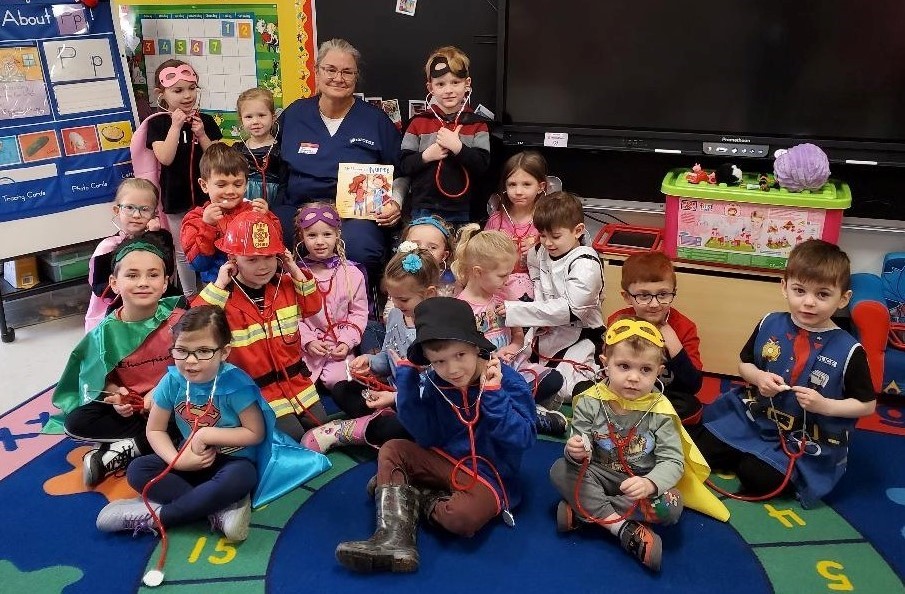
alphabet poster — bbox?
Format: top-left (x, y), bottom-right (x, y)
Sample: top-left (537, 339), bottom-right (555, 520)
top-left (115, 0), bottom-right (316, 140)
top-left (0, 0), bottom-right (138, 223)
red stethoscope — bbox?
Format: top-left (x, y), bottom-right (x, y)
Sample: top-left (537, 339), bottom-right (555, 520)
top-left (427, 95), bottom-right (471, 199)
top-left (230, 268), bottom-right (322, 427)
top-left (570, 387), bottom-right (663, 526)
top-left (424, 367), bottom-right (516, 527)
top-left (158, 96), bottom-right (203, 208)
top-left (241, 139), bottom-right (275, 203)
top-left (704, 387), bottom-right (809, 501)
top-left (300, 257), bottom-right (364, 352)
top-left (141, 370), bottom-right (220, 587)
top-left (491, 201), bottom-right (538, 273)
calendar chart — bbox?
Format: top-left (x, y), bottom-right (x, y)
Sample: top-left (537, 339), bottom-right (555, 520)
top-left (119, 5), bottom-right (283, 139)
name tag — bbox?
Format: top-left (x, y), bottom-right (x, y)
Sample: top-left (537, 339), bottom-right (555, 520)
top-left (298, 142), bottom-right (319, 154)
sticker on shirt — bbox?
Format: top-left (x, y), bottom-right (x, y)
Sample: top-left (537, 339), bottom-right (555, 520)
top-left (298, 142), bottom-right (319, 154)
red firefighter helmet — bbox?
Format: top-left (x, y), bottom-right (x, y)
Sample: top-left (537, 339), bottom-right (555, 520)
top-left (215, 211), bottom-right (285, 256)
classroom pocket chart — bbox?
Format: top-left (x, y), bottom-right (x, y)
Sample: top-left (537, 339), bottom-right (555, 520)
top-left (118, 4), bottom-right (283, 141)
top-left (0, 1), bottom-right (138, 223)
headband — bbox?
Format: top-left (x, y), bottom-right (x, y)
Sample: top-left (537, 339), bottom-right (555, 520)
top-left (428, 56), bottom-right (467, 79)
top-left (113, 240), bottom-right (166, 265)
top-left (158, 64), bottom-right (197, 88)
top-left (297, 205), bottom-right (341, 229)
top-left (409, 216), bottom-right (450, 239)
top-left (605, 319), bottom-right (665, 348)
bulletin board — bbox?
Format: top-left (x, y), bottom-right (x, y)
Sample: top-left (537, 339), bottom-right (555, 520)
top-left (115, 0), bottom-right (316, 140)
top-left (0, 0), bottom-right (138, 224)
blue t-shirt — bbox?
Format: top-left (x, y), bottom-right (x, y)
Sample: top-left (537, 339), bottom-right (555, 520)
top-left (153, 363), bottom-right (259, 461)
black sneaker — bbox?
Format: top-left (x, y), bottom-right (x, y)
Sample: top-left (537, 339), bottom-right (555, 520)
top-left (82, 439), bottom-right (138, 487)
top-left (535, 405), bottom-right (568, 436)
top-left (618, 520), bottom-right (662, 571)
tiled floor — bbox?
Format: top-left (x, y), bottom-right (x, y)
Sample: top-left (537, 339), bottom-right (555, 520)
top-left (0, 315), bottom-right (84, 413)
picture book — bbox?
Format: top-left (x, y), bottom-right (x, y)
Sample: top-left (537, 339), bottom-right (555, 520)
top-left (335, 163), bottom-right (394, 220)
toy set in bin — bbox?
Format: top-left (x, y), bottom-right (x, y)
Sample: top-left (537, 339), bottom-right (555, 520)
top-left (661, 169), bottom-right (850, 270)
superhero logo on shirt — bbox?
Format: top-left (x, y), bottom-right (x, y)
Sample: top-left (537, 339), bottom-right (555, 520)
top-left (175, 400), bottom-right (222, 428)
top-left (761, 337), bottom-right (781, 362)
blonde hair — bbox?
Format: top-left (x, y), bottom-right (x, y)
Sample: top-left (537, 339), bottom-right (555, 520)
top-left (384, 248), bottom-right (440, 292)
top-left (451, 225), bottom-right (517, 285)
top-left (293, 202), bottom-right (355, 302)
top-left (401, 215), bottom-right (455, 261)
top-left (236, 87), bottom-right (275, 115)
top-left (424, 45), bottom-right (470, 80)
top-left (115, 177), bottom-right (159, 209)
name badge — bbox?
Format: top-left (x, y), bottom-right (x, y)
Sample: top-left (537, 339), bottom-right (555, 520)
top-left (298, 142), bottom-right (319, 154)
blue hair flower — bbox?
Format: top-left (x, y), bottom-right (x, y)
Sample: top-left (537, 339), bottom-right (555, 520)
top-left (402, 253), bottom-right (423, 273)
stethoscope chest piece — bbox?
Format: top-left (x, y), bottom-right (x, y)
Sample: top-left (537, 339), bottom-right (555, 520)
top-left (502, 509), bottom-right (516, 528)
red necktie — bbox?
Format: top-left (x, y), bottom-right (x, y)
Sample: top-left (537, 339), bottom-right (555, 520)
top-left (789, 328), bottom-right (810, 386)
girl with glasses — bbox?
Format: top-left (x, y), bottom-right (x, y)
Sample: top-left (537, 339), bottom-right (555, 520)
top-left (85, 178), bottom-right (178, 332)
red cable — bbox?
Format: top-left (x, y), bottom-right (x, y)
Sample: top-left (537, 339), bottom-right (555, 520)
top-left (704, 430), bottom-right (805, 501)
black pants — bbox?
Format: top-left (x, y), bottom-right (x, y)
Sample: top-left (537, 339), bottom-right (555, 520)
top-left (330, 380), bottom-right (412, 445)
top-left (688, 424), bottom-right (788, 496)
top-left (275, 400), bottom-right (328, 442)
top-left (64, 400), bottom-right (180, 454)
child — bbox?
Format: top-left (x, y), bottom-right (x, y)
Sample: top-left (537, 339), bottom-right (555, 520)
top-left (692, 240), bottom-right (876, 507)
top-left (85, 178), bottom-right (176, 332)
top-left (181, 143), bottom-right (277, 283)
top-left (300, 247), bottom-right (438, 452)
top-left (147, 59), bottom-right (223, 296)
top-left (194, 210), bottom-right (325, 442)
top-left (550, 318), bottom-right (728, 572)
top-left (399, 46), bottom-right (490, 225)
top-left (46, 234), bottom-right (186, 487)
top-left (608, 251), bottom-right (704, 423)
top-left (234, 87), bottom-right (286, 205)
top-left (454, 225), bottom-right (567, 434)
top-left (95, 305), bottom-right (331, 543)
top-left (335, 297), bottom-right (536, 573)
top-left (485, 150), bottom-right (548, 301)
top-left (400, 214), bottom-right (456, 295)
top-left (296, 203), bottom-right (368, 390)
top-left (500, 191), bottom-right (605, 401)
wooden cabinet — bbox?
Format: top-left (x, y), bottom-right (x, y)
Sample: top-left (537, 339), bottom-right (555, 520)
top-left (600, 256), bottom-right (788, 376)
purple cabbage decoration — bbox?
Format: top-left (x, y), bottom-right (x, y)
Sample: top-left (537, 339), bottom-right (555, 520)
top-left (773, 143), bottom-right (831, 192)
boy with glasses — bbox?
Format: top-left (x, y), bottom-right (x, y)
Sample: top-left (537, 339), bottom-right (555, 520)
top-left (608, 251), bottom-right (704, 424)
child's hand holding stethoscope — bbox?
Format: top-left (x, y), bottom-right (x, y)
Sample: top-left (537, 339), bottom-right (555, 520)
top-left (214, 260), bottom-right (237, 290)
top-left (482, 355), bottom-right (502, 386)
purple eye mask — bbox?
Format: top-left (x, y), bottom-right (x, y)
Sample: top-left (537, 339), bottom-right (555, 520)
top-left (297, 205), bottom-right (341, 229)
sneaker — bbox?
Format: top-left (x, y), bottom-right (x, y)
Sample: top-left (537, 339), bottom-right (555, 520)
top-left (82, 438), bottom-right (139, 488)
top-left (96, 497), bottom-right (160, 536)
top-left (535, 405), bottom-right (568, 436)
top-left (209, 495), bottom-right (252, 542)
top-left (618, 520), bottom-right (662, 571)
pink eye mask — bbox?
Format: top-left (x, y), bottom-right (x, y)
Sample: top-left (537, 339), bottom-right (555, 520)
top-left (158, 65), bottom-right (197, 88)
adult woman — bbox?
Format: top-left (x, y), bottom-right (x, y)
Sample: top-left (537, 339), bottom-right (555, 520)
top-left (277, 38), bottom-right (403, 296)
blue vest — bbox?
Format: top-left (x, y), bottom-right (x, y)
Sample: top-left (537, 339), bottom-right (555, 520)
top-left (704, 312), bottom-right (861, 507)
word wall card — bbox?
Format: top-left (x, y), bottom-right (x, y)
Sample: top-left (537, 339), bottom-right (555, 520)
top-left (0, 0), bottom-right (138, 223)
top-left (118, 4), bottom-right (282, 140)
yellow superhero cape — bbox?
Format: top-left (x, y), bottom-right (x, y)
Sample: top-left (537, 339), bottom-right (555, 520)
top-left (574, 382), bottom-right (730, 522)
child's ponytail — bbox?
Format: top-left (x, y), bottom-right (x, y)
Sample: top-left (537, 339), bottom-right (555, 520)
top-left (451, 225), bottom-right (516, 285)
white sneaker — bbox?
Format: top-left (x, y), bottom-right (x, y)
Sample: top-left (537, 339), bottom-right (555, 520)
top-left (209, 495), bottom-right (252, 542)
top-left (96, 497), bottom-right (160, 535)
top-left (82, 438), bottom-right (139, 488)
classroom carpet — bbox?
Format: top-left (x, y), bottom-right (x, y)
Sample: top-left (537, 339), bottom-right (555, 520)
top-left (1, 378), bottom-right (904, 594)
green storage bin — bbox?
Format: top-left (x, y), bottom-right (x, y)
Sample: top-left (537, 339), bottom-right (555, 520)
top-left (39, 244), bottom-right (95, 282)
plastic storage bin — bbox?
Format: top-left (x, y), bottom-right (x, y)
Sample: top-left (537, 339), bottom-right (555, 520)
top-left (662, 169), bottom-right (851, 270)
top-left (2, 283), bottom-right (91, 328)
top-left (39, 244), bottom-right (95, 282)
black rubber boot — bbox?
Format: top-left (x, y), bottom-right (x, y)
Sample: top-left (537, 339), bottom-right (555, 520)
top-left (336, 484), bottom-right (420, 573)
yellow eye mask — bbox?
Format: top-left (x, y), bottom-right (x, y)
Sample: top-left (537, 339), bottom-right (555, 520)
top-left (605, 319), bottom-right (665, 348)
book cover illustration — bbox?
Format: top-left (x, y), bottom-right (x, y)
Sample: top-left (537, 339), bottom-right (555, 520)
top-left (336, 163), bottom-right (394, 220)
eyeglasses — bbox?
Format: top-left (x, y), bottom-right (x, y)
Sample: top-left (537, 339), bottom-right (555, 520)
top-left (118, 203), bottom-right (155, 218)
top-left (628, 291), bottom-right (676, 305)
top-left (319, 65), bottom-right (357, 81)
top-left (171, 346), bottom-right (222, 361)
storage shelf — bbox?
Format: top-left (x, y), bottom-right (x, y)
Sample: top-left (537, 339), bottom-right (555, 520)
top-left (1, 276), bottom-right (88, 301)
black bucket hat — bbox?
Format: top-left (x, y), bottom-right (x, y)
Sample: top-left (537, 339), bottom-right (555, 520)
top-left (407, 297), bottom-right (497, 365)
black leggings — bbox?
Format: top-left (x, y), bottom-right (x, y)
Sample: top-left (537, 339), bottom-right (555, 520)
top-left (275, 400), bottom-right (328, 442)
top-left (330, 380), bottom-right (412, 445)
top-left (689, 425), bottom-right (788, 496)
top-left (64, 401), bottom-right (180, 454)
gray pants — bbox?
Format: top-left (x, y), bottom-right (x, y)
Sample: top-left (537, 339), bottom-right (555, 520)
top-left (549, 457), bottom-right (683, 525)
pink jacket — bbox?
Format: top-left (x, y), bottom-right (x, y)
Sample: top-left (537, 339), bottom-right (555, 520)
top-left (298, 259), bottom-right (369, 388)
top-left (84, 234), bottom-right (127, 332)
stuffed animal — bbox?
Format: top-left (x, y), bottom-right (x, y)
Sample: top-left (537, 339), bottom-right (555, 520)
top-left (714, 163), bottom-right (743, 186)
top-left (773, 143), bottom-right (830, 192)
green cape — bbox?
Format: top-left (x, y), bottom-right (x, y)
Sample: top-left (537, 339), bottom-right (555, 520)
top-left (43, 296), bottom-right (185, 434)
